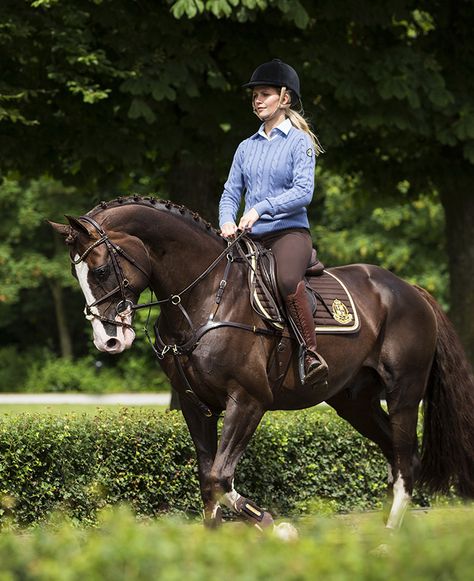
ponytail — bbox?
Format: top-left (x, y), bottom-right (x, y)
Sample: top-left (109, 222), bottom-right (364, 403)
top-left (287, 109), bottom-right (325, 156)
top-left (280, 88), bottom-right (324, 156)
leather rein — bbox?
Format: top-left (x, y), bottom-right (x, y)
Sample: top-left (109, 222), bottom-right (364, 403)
top-left (71, 217), bottom-right (280, 416)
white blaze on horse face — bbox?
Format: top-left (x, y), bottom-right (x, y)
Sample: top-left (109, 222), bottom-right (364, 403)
top-left (74, 256), bottom-right (135, 354)
top-left (386, 472), bottom-right (411, 529)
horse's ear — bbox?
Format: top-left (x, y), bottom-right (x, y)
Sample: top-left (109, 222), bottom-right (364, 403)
top-left (65, 215), bottom-right (92, 238)
top-left (47, 220), bottom-right (70, 238)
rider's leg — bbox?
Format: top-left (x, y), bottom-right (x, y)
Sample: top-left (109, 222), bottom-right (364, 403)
top-left (285, 280), bottom-right (328, 386)
top-left (259, 228), bottom-right (328, 388)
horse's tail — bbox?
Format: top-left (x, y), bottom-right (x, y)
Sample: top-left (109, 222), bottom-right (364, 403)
top-left (415, 285), bottom-right (474, 498)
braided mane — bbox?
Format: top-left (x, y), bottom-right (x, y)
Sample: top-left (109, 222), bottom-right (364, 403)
top-left (87, 195), bottom-right (221, 239)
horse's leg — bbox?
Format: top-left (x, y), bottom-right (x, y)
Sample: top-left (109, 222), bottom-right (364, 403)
top-left (328, 383), bottom-right (393, 460)
top-left (208, 392), bottom-right (274, 530)
top-left (384, 401), bottom-right (421, 530)
top-left (328, 384), bottom-right (396, 517)
top-left (329, 377), bottom-right (422, 529)
top-left (178, 393), bottom-right (220, 527)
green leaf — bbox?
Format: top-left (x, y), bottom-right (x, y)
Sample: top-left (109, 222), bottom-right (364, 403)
top-left (429, 87), bottom-right (454, 108)
top-left (128, 99), bottom-right (156, 123)
top-left (293, 4), bottom-right (309, 29)
top-left (120, 78), bottom-right (150, 96)
top-left (463, 141), bottom-right (474, 164)
top-left (170, 0), bottom-right (204, 19)
top-left (454, 114), bottom-right (474, 140)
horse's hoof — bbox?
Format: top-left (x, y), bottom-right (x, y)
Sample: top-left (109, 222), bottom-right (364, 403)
top-left (273, 522), bottom-right (299, 541)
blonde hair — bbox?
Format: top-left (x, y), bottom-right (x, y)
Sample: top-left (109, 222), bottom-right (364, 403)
top-left (279, 88), bottom-right (325, 156)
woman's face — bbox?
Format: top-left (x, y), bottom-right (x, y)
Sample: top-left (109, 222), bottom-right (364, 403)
top-left (252, 86), bottom-right (283, 120)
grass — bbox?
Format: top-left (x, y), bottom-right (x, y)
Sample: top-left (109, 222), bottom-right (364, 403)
top-left (0, 404), bottom-right (168, 416)
top-left (0, 402), bottom-right (332, 417)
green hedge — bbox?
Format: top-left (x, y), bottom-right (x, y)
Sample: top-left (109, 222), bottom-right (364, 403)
top-left (0, 506), bottom-right (473, 580)
top-left (0, 409), bottom-right (417, 526)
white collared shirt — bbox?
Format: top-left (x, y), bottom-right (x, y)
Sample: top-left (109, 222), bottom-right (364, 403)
top-left (257, 117), bottom-right (292, 141)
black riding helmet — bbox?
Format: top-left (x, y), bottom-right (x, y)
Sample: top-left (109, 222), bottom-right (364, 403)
top-left (242, 59), bottom-right (301, 107)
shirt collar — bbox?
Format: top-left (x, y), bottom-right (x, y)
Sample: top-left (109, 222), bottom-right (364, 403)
top-left (257, 117), bottom-right (292, 140)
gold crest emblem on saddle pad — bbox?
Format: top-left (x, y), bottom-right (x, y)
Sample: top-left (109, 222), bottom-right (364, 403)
top-left (331, 298), bottom-right (353, 325)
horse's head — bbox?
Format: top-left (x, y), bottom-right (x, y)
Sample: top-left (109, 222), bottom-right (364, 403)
top-left (49, 215), bottom-right (151, 354)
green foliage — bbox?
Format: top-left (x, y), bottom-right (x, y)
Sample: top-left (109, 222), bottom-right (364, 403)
top-left (0, 505), bottom-right (473, 580)
top-left (0, 347), bottom-right (42, 392)
top-left (0, 347), bottom-right (169, 393)
top-left (0, 176), bottom-right (89, 357)
top-left (2, 0), bottom-right (473, 193)
top-left (23, 355), bottom-right (121, 394)
top-left (312, 171), bottom-right (448, 306)
top-left (0, 409), bottom-right (392, 526)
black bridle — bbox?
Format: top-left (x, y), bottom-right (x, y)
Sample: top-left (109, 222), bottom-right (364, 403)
top-left (71, 215), bottom-right (152, 329)
top-left (71, 216), bottom-right (280, 417)
top-left (70, 215), bottom-right (249, 328)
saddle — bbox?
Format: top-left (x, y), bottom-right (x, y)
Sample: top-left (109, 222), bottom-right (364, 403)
top-left (242, 238), bottom-right (360, 335)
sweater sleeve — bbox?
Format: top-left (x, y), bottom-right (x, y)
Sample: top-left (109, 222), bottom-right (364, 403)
top-left (219, 141), bottom-right (245, 227)
top-left (253, 133), bottom-right (315, 217)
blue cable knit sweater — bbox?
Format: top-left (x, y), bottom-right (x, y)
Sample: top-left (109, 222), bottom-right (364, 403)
top-left (219, 120), bottom-right (316, 236)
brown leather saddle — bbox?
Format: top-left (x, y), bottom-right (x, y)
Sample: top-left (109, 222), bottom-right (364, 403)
top-left (241, 238), bottom-right (360, 335)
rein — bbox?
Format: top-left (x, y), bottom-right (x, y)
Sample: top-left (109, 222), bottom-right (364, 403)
top-left (131, 229), bottom-right (249, 311)
top-left (72, 218), bottom-right (281, 417)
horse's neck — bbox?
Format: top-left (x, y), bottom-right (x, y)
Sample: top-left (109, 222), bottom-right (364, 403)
top-left (108, 204), bottom-right (225, 303)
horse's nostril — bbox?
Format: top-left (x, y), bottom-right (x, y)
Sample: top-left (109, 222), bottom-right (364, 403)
top-left (106, 338), bottom-right (119, 349)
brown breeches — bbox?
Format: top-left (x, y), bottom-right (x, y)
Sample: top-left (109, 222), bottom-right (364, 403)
top-left (251, 228), bottom-right (313, 298)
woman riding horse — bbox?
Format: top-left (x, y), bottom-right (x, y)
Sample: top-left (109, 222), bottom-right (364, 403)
top-left (219, 59), bottom-right (327, 389)
top-left (48, 62), bottom-right (474, 532)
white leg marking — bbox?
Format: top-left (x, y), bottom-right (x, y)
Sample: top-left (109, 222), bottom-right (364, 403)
top-left (387, 463), bottom-right (394, 485)
top-left (210, 502), bottom-right (221, 519)
top-left (386, 472), bottom-right (411, 529)
top-left (221, 488), bottom-right (242, 512)
top-left (273, 522), bottom-right (299, 542)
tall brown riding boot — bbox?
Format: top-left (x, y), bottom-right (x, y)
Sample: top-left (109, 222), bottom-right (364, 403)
top-left (285, 281), bottom-right (328, 388)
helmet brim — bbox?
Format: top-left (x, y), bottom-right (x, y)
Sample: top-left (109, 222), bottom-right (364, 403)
top-left (242, 82), bottom-right (301, 107)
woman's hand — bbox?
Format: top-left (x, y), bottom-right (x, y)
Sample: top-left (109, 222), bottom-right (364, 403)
top-left (220, 222), bottom-right (238, 239)
top-left (238, 208), bottom-right (260, 231)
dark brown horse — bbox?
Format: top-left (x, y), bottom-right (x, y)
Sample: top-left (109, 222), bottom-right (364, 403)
top-left (50, 196), bottom-right (474, 532)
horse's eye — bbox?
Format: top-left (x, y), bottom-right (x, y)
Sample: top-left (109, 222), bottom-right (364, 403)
top-left (93, 265), bottom-right (110, 281)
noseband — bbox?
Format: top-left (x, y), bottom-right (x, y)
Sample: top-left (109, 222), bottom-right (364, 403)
top-left (71, 216), bottom-right (150, 329)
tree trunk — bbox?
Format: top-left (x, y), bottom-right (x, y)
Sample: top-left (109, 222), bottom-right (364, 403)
top-left (167, 153), bottom-right (221, 226)
top-left (440, 190), bottom-right (474, 367)
top-left (50, 280), bottom-right (73, 359)
top-left (167, 155), bottom-right (223, 409)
